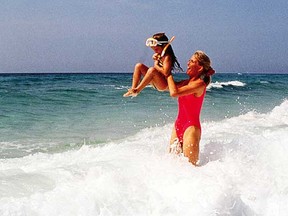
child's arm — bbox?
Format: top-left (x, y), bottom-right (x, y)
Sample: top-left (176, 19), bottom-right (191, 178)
top-left (153, 55), bottom-right (172, 77)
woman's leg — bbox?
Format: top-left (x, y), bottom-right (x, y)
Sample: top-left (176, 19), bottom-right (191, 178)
top-left (169, 126), bottom-right (182, 154)
top-left (182, 126), bottom-right (201, 166)
top-left (170, 126), bottom-right (178, 146)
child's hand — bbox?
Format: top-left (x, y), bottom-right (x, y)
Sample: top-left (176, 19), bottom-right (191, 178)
top-left (154, 59), bottom-right (163, 68)
top-left (152, 53), bottom-right (161, 61)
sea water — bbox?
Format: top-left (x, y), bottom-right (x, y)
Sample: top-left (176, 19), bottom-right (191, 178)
top-left (0, 73), bottom-right (287, 215)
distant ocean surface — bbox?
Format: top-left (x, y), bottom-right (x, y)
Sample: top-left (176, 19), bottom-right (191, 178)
top-left (0, 72), bottom-right (287, 215)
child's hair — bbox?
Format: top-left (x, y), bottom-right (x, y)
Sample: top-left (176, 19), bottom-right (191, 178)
top-left (152, 33), bottom-right (183, 72)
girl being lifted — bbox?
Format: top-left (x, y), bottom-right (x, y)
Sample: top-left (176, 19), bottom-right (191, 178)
top-left (123, 33), bottom-right (182, 97)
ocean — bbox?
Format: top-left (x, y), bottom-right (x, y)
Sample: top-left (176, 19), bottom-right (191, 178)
top-left (0, 72), bottom-right (287, 215)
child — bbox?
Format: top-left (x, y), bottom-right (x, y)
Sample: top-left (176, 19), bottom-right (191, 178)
top-left (123, 33), bottom-right (182, 97)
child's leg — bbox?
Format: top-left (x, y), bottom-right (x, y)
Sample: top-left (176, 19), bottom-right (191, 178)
top-left (135, 67), bottom-right (168, 93)
top-left (123, 63), bottom-right (148, 97)
top-left (131, 63), bottom-right (149, 89)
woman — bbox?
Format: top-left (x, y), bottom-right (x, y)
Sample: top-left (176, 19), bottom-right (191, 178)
top-left (123, 33), bottom-right (182, 97)
top-left (163, 50), bottom-right (215, 166)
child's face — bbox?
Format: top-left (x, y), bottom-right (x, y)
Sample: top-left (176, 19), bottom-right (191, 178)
top-left (151, 46), bottom-right (163, 54)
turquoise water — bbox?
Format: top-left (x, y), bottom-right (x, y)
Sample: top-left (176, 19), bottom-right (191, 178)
top-left (0, 72), bottom-right (288, 215)
top-left (0, 73), bottom-right (287, 158)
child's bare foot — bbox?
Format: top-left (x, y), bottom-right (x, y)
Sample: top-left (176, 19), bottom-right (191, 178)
top-left (123, 89), bottom-right (138, 97)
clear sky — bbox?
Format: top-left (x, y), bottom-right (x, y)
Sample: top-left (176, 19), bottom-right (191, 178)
top-left (1, 0), bottom-right (287, 73)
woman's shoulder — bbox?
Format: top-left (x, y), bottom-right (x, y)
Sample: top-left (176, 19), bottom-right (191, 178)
top-left (188, 77), bottom-right (206, 85)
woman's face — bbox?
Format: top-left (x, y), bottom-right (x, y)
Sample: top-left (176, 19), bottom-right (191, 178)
top-left (186, 55), bottom-right (203, 77)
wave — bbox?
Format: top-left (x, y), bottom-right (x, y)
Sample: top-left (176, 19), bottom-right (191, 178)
top-left (0, 101), bottom-right (287, 215)
top-left (209, 80), bottom-right (246, 89)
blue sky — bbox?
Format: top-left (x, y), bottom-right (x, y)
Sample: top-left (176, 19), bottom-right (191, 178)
top-left (0, 0), bottom-right (287, 73)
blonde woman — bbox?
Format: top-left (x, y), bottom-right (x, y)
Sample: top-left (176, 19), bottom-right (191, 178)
top-left (164, 51), bottom-right (215, 165)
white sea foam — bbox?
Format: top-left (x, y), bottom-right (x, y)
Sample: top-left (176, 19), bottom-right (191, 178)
top-left (209, 80), bottom-right (246, 89)
top-left (0, 101), bottom-right (287, 215)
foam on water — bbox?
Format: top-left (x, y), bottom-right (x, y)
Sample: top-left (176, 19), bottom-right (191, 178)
top-left (209, 80), bottom-right (246, 89)
top-left (0, 101), bottom-right (287, 215)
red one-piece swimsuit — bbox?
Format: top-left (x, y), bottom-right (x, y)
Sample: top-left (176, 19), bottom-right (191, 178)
top-left (175, 88), bottom-right (206, 142)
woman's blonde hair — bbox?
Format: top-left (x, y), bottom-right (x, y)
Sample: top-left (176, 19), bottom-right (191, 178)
top-left (193, 50), bottom-right (211, 72)
top-left (193, 50), bottom-right (215, 85)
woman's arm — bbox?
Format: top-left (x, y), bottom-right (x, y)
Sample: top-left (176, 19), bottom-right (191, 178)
top-left (175, 79), bottom-right (189, 88)
top-left (166, 75), bottom-right (206, 97)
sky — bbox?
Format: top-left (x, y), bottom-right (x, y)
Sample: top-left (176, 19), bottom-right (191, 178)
top-left (0, 0), bottom-right (287, 73)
